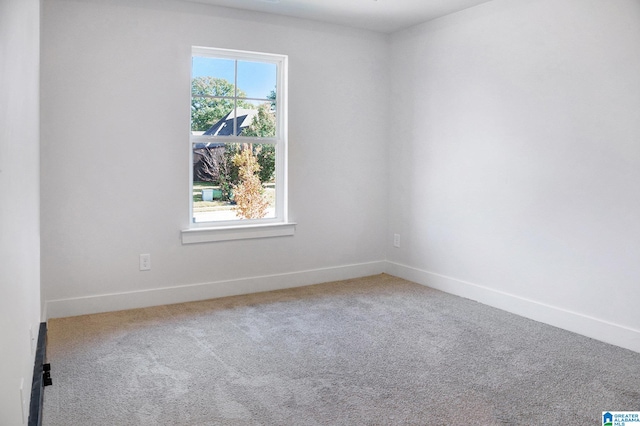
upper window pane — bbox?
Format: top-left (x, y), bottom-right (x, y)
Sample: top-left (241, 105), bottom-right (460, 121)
top-left (239, 102), bottom-right (276, 138)
top-left (191, 94), bottom-right (234, 133)
top-left (191, 57), bottom-right (235, 96)
top-left (191, 56), bottom-right (278, 137)
top-left (237, 60), bottom-right (277, 100)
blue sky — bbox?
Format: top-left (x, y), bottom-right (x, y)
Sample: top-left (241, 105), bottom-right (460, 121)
top-left (192, 57), bottom-right (276, 100)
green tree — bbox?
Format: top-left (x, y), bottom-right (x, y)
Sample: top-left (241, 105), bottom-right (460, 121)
top-left (218, 144), bottom-right (240, 201)
top-left (268, 89), bottom-right (276, 110)
top-left (243, 103), bottom-right (276, 138)
top-left (256, 146), bottom-right (275, 183)
top-left (242, 103), bottom-right (277, 182)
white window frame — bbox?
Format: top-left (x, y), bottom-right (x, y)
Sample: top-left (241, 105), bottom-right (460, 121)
top-left (182, 47), bottom-right (294, 244)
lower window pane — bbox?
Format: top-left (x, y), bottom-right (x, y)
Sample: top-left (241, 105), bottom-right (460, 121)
top-left (192, 143), bottom-right (276, 223)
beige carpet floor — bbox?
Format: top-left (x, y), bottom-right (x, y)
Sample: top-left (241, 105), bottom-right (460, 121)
top-left (43, 274), bottom-right (640, 425)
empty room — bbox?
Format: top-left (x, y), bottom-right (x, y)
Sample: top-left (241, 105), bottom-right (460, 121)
top-left (2, 0), bottom-right (640, 424)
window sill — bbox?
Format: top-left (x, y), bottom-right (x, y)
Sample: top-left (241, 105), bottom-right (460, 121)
top-left (181, 222), bottom-right (296, 244)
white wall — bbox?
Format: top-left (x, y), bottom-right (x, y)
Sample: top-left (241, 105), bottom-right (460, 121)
top-left (41, 0), bottom-right (389, 317)
top-left (388, 0), bottom-right (640, 352)
top-left (0, 0), bottom-right (41, 423)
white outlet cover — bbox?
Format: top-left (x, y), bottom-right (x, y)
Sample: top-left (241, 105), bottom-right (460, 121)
top-left (139, 254), bottom-right (151, 271)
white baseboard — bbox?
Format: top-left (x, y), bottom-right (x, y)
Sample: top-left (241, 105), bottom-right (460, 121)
top-left (385, 261), bottom-right (640, 354)
top-left (45, 261), bottom-right (386, 319)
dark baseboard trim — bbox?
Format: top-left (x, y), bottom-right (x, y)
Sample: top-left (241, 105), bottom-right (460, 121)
top-left (28, 322), bottom-right (47, 426)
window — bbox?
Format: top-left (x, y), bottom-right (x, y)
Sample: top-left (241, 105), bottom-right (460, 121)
top-left (183, 47), bottom-right (293, 243)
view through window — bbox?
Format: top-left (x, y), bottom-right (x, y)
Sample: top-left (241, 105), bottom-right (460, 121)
top-left (190, 47), bottom-right (287, 225)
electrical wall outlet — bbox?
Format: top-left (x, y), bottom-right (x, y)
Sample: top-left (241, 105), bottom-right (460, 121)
top-left (393, 234), bottom-right (401, 248)
top-left (139, 254), bottom-right (151, 271)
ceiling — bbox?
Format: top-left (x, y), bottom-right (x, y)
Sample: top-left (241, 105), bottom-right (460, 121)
top-left (182, 0), bottom-right (495, 33)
